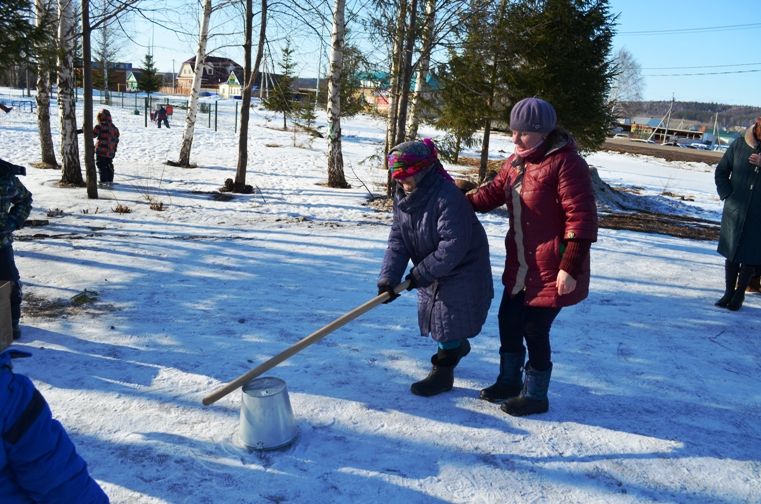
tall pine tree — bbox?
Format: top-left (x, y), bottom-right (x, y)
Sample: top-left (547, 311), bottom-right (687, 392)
top-left (0, 0), bottom-right (48, 64)
top-left (263, 39), bottom-right (298, 130)
top-left (138, 53), bottom-right (162, 99)
top-left (503, 0), bottom-right (616, 150)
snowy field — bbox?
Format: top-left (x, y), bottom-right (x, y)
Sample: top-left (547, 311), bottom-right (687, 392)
top-left (0, 95), bottom-right (759, 504)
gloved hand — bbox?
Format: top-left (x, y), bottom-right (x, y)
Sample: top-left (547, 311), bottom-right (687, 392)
top-left (405, 270), bottom-right (418, 291)
top-left (377, 283), bottom-right (400, 304)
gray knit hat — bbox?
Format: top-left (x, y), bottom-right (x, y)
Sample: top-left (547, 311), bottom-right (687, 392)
top-left (509, 97), bottom-right (557, 134)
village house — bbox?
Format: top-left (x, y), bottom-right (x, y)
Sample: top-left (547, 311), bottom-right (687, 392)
top-left (175, 56), bottom-right (244, 95)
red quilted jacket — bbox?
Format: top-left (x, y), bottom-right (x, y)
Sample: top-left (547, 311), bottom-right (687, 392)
top-left (468, 131), bottom-right (598, 307)
top-left (93, 114), bottom-right (119, 159)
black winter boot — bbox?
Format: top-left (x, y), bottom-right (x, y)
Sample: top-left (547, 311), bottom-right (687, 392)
top-left (410, 339), bottom-right (470, 397)
top-left (479, 349), bottom-right (525, 403)
top-left (715, 260), bottom-right (740, 307)
top-left (727, 265), bottom-right (756, 311)
top-left (501, 363), bottom-right (552, 417)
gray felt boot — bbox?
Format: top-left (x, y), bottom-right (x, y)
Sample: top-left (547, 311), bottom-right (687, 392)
top-left (479, 349), bottom-right (525, 403)
top-left (501, 363), bottom-right (552, 417)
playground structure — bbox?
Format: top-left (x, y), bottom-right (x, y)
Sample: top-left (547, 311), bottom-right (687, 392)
top-left (8, 100), bottom-right (36, 112)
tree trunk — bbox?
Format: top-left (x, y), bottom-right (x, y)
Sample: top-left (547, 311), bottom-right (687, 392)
top-left (326, 0), bottom-right (348, 189)
top-left (234, 0), bottom-right (266, 191)
top-left (58, 0), bottom-right (83, 185)
top-left (479, 118), bottom-right (491, 182)
top-left (407, 0), bottom-right (435, 140)
top-left (394, 0), bottom-right (418, 146)
top-left (479, 0), bottom-right (508, 183)
top-left (178, 0), bottom-right (212, 167)
top-left (384, 0), bottom-right (407, 197)
top-left (82, 0), bottom-right (98, 198)
top-left (35, 0), bottom-right (57, 168)
top-left (103, 61), bottom-right (110, 105)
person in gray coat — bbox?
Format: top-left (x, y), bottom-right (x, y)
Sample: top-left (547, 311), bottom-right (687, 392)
top-left (714, 117), bottom-right (761, 311)
top-left (378, 139), bottom-right (493, 397)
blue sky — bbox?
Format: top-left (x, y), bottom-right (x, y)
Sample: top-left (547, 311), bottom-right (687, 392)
top-left (609, 0), bottom-right (761, 106)
top-left (127, 1), bottom-right (761, 107)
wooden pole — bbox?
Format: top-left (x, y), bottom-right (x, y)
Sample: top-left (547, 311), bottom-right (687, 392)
top-left (202, 280), bottom-right (410, 406)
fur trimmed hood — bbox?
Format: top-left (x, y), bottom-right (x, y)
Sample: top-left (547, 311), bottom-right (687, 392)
top-left (743, 125), bottom-right (759, 149)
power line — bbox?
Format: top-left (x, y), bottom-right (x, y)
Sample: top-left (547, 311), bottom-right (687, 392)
top-left (619, 22), bottom-right (761, 36)
top-left (642, 62), bottom-right (761, 70)
top-left (644, 68), bottom-right (761, 77)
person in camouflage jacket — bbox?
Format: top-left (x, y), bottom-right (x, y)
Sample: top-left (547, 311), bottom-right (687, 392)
top-left (0, 159), bottom-right (32, 340)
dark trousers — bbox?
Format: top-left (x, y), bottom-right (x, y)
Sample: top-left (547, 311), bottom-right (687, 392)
top-left (158, 118), bottom-right (169, 128)
top-left (498, 290), bottom-right (561, 371)
top-left (96, 156), bottom-right (114, 183)
top-left (0, 245), bottom-right (21, 327)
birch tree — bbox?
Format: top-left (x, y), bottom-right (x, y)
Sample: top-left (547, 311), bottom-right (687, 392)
top-left (81, 0), bottom-right (99, 197)
top-left (392, 0), bottom-right (418, 145)
top-left (326, 0), bottom-right (348, 188)
top-left (382, 0), bottom-right (407, 196)
top-left (176, 0), bottom-right (212, 167)
top-left (57, 0), bottom-right (83, 185)
top-left (406, 0), bottom-right (434, 140)
top-left (34, 0), bottom-right (57, 168)
top-left (93, 4), bottom-right (122, 105)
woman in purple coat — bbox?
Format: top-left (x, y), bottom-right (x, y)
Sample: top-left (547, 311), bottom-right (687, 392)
top-left (378, 139), bottom-right (493, 397)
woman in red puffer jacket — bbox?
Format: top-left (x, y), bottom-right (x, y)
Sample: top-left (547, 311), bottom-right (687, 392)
top-left (468, 97), bottom-right (598, 417)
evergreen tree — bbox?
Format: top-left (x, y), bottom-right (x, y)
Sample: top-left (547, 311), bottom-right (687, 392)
top-left (503, 0), bottom-right (616, 150)
top-left (316, 43), bottom-right (369, 119)
top-left (436, 0), bottom-right (509, 179)
top-left (263, 39), bottom-right (298, 130)
top-left (337, 45), bottom-right (368, 118)
top-left (138, 53), bottom-right (162, 97)
top-left (296, 95), bottom-right (317, 131)
top-left (434, 55), bottom-right (487, 163)
top-left (0, 0), bottom-right (49, 64)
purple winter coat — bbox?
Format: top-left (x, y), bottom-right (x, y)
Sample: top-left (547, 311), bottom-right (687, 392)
top-left (378, 167), bottom-right (493, 342)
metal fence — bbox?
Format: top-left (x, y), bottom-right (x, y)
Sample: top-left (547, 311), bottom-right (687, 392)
top-left (0, 87), bottom-right (250, 133)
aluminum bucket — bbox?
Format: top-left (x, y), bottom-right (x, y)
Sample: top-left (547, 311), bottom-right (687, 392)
top-left (239, 377), bottom-right (297, 450)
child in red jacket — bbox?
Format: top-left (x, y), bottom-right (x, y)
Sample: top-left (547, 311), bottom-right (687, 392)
top-left (93, 109), bottom-right (119, 189)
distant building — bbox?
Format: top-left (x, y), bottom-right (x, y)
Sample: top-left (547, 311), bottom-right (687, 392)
top-left (615, 116), bottom-right (705, 143)
top-left (176, 56), bottom-right (244, 95)
top-left (356, 70), bottom-right (440, 114)
top-left (126, 70), bottom-right (142, 92)
top-left (218, 70), bottom-right (244, 99)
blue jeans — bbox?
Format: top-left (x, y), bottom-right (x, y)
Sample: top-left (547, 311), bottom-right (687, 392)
top-left (0, 244), bottom-right (21, 327)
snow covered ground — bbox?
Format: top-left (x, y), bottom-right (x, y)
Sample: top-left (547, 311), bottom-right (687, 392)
top-left (0, 95), bottom-right (759, 504)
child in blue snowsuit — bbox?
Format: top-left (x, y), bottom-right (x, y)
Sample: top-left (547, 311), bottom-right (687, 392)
top-left (1, 350), bottom-right (109, 503)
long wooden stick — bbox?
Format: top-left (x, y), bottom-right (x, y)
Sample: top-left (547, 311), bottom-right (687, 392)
top-left (202, 280), bottom-right (410, 406)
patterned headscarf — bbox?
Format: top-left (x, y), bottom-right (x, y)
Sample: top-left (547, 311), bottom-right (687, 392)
top-left (387, 138), bottom-right (440, 180)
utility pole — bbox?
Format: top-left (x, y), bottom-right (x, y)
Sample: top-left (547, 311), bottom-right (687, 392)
top-left (663, 94), bottom-right (674, 143)
top-left (315, 22), bottom-right (326, 106)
